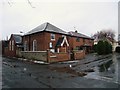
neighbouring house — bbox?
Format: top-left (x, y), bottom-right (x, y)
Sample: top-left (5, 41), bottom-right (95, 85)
top-left (4, 34), bottom-right (23, 57)
top-left (2, 40), bottom-right (9, 55)
top-left (68, 31), bottom-right (94, 54)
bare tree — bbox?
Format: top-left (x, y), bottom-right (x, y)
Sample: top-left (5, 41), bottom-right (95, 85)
top-left (2, 0), bottom-right (35, 8)
top-left (92, 29), bottom-right (115, 43)
top-left (27, 0), bottom-right (35, 8)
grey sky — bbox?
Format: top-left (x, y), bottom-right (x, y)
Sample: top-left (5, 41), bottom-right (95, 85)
top-left (0, 0), bottom-right (119, 40)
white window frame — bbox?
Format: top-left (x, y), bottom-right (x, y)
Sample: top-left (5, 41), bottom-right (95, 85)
top-left (49, 42), bottom-right (52, 48)
top-left (51, 33), bottom-right (55, 41)
top-left (57, 48), bottom-right (59, 53)
top-left (33, 40), bottom-right (37, 51)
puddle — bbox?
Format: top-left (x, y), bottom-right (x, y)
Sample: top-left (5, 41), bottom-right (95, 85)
top-left (84, 54), bottom-right (119, 83)
top-left (49, 66), bottom-right (87, 77)
top-left (98, 60), bottom-right (113, 72)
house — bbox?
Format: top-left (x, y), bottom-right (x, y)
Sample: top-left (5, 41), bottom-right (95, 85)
top-left (68, 31), bottom-right (94, 54)
top-left (2, 40), bottom-right (9, 56)
top-left (21, 22), bottom-right (94, 62)
top-left (6, 34), bottom-right (23, 57)
top-left (22, 22), bottom-right (69, 53)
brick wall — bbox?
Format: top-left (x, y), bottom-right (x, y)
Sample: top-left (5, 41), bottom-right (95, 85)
top-left (48, 50), bottom-right (70, 63)
top-left (23, 32), bottom-right (65, 51)
top-left (21, 51), bottom-right (47, 62)
top-left (20, 49), bottom-right (85, 63)
top-left (5, 34), bottom-right (17, 57)
top-left (23, 32), bottom-right (45, 51)
top-left (73, 50), bottom-right (85, 60)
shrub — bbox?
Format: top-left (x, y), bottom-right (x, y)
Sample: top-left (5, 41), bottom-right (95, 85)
top-left (93, 44), bottom-right (97, 52)
top-left (97, 40), bottom-right (112, 55)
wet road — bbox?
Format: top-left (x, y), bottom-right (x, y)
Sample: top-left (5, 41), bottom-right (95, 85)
top-left (2, 53), bottom-right (120, 88)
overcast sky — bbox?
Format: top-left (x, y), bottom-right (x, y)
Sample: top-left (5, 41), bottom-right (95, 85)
top-left (0, 0), bottom-right (119, 40)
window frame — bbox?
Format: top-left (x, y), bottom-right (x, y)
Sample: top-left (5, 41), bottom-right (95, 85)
top-left (12, 40), bottom-right (14, 51)
top-left (51, 33), bottom-right (55, 41)
top-left (76, 37), bottom-right (80, 42)
top-left (49, 42), bottom-right (53, 48)
top-left (33, 40), bottom-right (37, 51)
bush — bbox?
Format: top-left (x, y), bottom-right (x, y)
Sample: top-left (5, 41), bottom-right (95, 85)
top-left (93, 44), bottom-right (97, 52)
top-left (115, 46), bottom-right (120, 53)
top-left (97, 40), bottom-right (105, 55)
top-left (96, 40), bottom-right (112, 55)
top-left (104, 41), bottom-right (112, 54)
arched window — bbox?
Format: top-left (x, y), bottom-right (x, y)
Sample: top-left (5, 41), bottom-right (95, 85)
top-left (33, 40), bottom-right (37, 51)
top-left (24, 41), bottom-right (27, 51)
top-left (9, 41), bottom-right (11, 51)
top-left (12, 40), bottom-right (14, 51)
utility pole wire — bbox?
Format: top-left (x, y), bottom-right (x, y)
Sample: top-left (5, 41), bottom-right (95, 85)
top-left (27, 0), bottom-right (35, 8)
top-left (6, 0), bottom-right (12, 7)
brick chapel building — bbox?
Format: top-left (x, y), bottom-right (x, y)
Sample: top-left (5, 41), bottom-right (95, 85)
top-left (22, 22), bottom-right (94, 54)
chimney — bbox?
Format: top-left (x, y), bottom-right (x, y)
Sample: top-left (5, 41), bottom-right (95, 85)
top-left (75, 30), bottom-right (78, 33)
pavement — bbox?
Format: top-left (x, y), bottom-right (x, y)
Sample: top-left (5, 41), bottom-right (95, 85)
top-left (2, 53), bottom-right (120, 88)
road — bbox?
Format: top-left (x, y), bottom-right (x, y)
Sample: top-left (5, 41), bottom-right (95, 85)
top-left (2, 53), bottom-right (120, 88)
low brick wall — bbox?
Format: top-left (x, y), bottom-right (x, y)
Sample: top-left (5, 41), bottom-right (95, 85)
top-left (48, 52), bottom-right (70, 63)
top-left (20, 50), bottom-right (85, 63)
top-left (21, 51), bottom-right (47, 62)
top-left (73, 50), bottom-right (85, 60)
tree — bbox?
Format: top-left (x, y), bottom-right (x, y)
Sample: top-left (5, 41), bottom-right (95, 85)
top-left (92, 29), bottom-right (115, 44)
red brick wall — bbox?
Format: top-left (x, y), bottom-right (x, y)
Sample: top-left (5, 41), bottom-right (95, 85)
top-left (23, 32), bottom-right (68, 52)
top-left (68, 36), bottom-right (84, 50)
top-left (73, 50), bottom-right (85, 60)
top-left (68, 36), bottom-right (94, 49)
top-left (44, 32), bottom-right (64, 51)
top-left (83, 38), bottom-right (94, 46)
top-left (48, 51), bottom-right (70, 63)
top-left (4, 34), bottom-right (17, 57)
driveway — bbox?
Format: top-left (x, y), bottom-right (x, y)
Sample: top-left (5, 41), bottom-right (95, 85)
top-left (2, 53), bottom-right (120, 88)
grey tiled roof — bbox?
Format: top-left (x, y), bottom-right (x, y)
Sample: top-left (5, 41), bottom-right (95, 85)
top-left (68, 31), bottom-right (93, 39)
top-left (13, 34), bottom-right (22, 44)
top-left (25, 22), bottom-right (67, 35)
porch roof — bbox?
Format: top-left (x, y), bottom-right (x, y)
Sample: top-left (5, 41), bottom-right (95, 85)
top-left (56, 37), bottom-right (64, 47)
